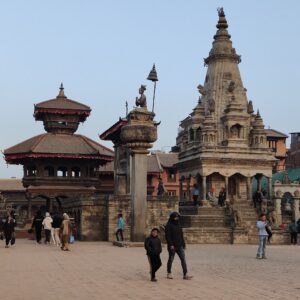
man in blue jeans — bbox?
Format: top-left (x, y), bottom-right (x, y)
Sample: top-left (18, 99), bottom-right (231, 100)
top-left (256, 213), bottom-right (268, 259)
top-left (165, 212), bottom-right (192, 280)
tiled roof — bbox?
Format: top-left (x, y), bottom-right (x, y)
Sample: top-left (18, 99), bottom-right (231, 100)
top-left (265, 129), bottom-right (288, 138)
top-left (0, 179), bottom-right (25, 191)
top-left (156, 152), bottom-right (178, 168)
top-left (35, 97), bottom-right (91, 112)
top-left (98, 152), bottom-right (178, 174)
top-left (4, 133), bottom-right (114, 160)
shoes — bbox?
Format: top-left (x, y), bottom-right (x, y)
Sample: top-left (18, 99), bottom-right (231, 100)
top-left (256, 255), bottom-right (262, 259)
top-left (151, 278), bottom-right (157, 282)
top-left (262, 255), bottom-right (267, 259)
top-left (5, 245), bottom-right (9, 248)
top-left (183, 275), bottom-right (193, 280)
top-left (167, 273), bottom-right (173, 279)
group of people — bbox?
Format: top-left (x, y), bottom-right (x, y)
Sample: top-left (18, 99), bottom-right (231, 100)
top-left (0, 212), bottom-right (16, 248)
top-left (31, 210), bottom-right (73, 251)
top-left (192, 184), bottom-right (226, 207)
top-left (144, 211), bottom-right (192, 282)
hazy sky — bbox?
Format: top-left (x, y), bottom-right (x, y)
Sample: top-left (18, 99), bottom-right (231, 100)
top-left (1, 0), bottom-right (299, 178)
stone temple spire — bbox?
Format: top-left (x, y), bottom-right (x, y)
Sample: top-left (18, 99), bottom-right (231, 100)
top-left (204, 8), bottom-right (241, 66)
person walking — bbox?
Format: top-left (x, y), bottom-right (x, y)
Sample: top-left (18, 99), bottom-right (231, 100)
top-left (288, 220), bottom-right (298, 245)
top-left (3, 215), bottom-right (15, 248)
top-left (144, 228), bottom-right (162, 282)
top-left (61, 213), bottom-right (72, 251)
top-left (157, 178), bottom-right (165, 196)
top-left (192, 184), bottom-right (199, 206)
top-left (115, 213), bottom-right (125, 242)
top-left (52, 212), bottom-right (63, 247)
top-left (31, 210), bottom-right (43, 244)
top-left (42, 212), bottom-right (53, 245)
top-left (256, 213), bottom-right (268, 259)
top-left (165, 212), bottom-right (192, 280)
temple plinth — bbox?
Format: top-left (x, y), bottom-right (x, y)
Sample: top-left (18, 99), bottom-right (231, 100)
top-left (121, 108), bottom-right (157, 242)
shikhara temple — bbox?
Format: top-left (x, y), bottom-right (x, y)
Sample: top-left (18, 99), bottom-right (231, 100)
top-left (2, 9), bottom-right (299, 243)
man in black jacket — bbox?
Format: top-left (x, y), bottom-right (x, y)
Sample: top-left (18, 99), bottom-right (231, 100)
top-left (165, 212), bottom-right (192, 280)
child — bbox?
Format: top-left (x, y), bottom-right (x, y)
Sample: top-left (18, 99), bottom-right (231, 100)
top-left (256, 213), bottom-right (268, 259)
top-left (144, 228), bottom-right (162, 282)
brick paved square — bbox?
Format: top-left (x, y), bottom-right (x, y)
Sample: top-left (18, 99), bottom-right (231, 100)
top-left (1, 240), bottom-right (299, 300)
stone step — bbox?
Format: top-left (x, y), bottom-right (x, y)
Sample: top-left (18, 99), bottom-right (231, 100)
top-left (183, 227), bottom-right (232, 244)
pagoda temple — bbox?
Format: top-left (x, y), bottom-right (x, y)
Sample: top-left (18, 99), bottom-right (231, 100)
top-left (4, 85), bottom-right (113, 224)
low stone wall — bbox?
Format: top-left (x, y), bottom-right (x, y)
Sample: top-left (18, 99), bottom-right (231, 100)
top-left (107, 195), bottom-right (179, 242)
top-left (63, 194), bottom-right (108, 241)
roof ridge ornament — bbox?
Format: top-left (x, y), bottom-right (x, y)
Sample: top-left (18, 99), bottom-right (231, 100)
top-left (57, 83), bottom-right (66, 98)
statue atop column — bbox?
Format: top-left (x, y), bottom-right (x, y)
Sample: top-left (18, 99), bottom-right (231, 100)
top-left (135, 85), bottom-right (147, 108)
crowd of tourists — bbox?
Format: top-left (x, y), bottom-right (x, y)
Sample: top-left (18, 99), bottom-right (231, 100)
top-left (31, 210), bottom-right (73, 251)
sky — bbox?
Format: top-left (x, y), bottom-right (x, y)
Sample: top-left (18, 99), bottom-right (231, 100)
top-left (1, 0), bottom-right (299, 178)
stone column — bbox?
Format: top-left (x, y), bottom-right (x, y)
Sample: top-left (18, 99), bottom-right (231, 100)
top-left (247, 176), bottom-right (252, 202)
top-left (274, 197), bottom-right (282, 226)
top-left (121, 108), bottom-right (157, 242)
top-left (293, 197), bottom-right (300, 222)
top-left (268, 177), bottom-right (273, 200)
top-left (202, 176), bottom-right (207, 202)
top-left (225, 176), bottom-right (229, 201)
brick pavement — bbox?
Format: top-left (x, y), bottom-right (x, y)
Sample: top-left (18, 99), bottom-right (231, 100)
top-left (0, 239), bottom-right (300, 300)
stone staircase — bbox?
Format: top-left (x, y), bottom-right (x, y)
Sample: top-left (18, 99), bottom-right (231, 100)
top-left (180, 206), bottom-right (233, 244)
top-left (179, 198), bottom-right (260, 244)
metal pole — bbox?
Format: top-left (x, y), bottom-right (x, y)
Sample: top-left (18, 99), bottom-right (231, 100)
top-left (152, 81), bottom-right (156, 113)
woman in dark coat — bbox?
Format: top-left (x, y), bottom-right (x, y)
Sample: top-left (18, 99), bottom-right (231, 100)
top-left (3, 215), bottom-right (15, 248)
top-left (31, 210), bottom-right (43, 244)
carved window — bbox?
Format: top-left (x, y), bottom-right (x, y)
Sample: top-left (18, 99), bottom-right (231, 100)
top-left (71, 167), bottom-right (81, 178)
top-left (189, 128), bottom-right (194, 142)
top-left (230, 124), bottom-right (242, 138)
top-left (255, 137), bottom-right (258, 144)
top-left (27, 166), bottom-right (37, 176)
top-left (260, 136), bottom-right (264, 144)
top-left (167, 168), bottom-right (176, 182)
top-left (57, 167), bottom-right (68, 177)
top-left (44, 166), bottom-right (54, 177)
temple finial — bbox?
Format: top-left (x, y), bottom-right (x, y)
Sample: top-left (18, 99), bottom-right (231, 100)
top-left (216, 7), bottom-right (228, 30)
top-left (57, 83), bottom-right (66, 98)
top-left (257, 109), bottom-right (261, 117)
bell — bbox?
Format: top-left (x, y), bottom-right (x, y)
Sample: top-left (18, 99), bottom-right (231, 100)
top-left (147, 64), bottom-right (158, 82)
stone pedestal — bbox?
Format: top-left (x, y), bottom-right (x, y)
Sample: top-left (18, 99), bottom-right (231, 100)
top-left (121, 108), bottom-right (157, 242)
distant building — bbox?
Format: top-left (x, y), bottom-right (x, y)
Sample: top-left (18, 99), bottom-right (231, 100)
top-left (265, 129), bottom-right (288, 172)
top-left (286, 132), bottom-right (300, 168)
top-left (97, 152), bottom-right (184, 197)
